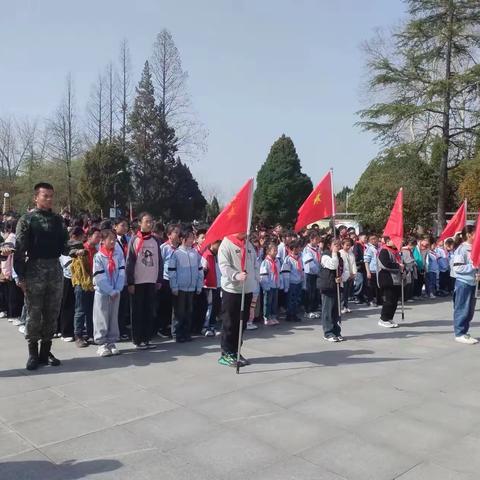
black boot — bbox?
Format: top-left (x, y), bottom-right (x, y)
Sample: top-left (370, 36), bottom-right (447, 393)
top-left (38, 340), bottom-right (61, 367)
top-left (26, 341), bottom-right (39, 370)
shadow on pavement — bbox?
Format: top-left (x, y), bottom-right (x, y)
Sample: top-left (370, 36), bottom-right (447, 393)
top-left (0, 458), bottom-right (122, 480)
top-left (243, 348), bottom-right (415, 374)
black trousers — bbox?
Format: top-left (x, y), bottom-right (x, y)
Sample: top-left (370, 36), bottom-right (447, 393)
top-left (221, 290), bottom-right (252, 355)
top-left (58, 277), bottom-right (74, 337)
top-left (157, 280), bottom-right (173, 335)
top-left (173, 290), bottom-right (195, 340)
top-left (7, 279), bottom-right (24, 318)
top-left (118, 286), bottom-right (131, 337)
top-left (305, 274), bottom-right (319, 313)
top-left (367, 273), bottom-right (382, 305)
top-left (132, 283), bottom-right (156, 345)
top-left (380, 286), bottom-right (401, 321)
top-left (413, 272), bottom-right (425, 297)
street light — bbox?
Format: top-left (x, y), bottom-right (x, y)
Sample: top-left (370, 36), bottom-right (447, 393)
top-left (113, 170), bottom-right (124, 218)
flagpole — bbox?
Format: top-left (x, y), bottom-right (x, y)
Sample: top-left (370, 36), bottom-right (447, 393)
top-left (330, 168), bottom-right (342, 320)
top-left (236, 178), bottom-right (254, 374)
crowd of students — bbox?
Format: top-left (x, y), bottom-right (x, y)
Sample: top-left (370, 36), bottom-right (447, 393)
top-left (2, 208), bottom-right (479, 368)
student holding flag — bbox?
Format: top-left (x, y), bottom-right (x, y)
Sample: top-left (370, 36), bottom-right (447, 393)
top-left (201, 179), bottom-right (259, 368)
top-left (452, 225), bottom-right (480, 344)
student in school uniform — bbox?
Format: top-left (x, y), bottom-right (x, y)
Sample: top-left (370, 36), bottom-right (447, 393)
top-left (260, 242), bottom-right (283, 326)
top-left (281, 239), bottom-right (304, 322)
top-left (93, 229), bottom-right (126, 357)
top-left (126, 212), bottom-right (163, 350)
top-left (169, 227), bottom-right (204, 342)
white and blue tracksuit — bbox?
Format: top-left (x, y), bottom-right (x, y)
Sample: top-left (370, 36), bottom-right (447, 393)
top-left (282, 255), bottom-right (304, 318)
top-left (169, 246), bottom-right (204, 340)
top-left (260, 257), bottom-right (283, 319)
top-left (92, 249), bottom-right (126, 346)
top-left (452, 242), bottom-right (478, 337)
top-left (302, 244), bottom-right (321, 313)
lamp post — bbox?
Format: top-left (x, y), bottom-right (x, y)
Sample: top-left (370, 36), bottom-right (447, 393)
top-left (3, 192), bottom-right (10, 215)
top-left (112, 170), bottom-right (124, 218)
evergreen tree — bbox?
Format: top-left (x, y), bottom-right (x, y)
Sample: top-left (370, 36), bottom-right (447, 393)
top-left (78, 142), bottom-right (130, 215)
top-left (127, 61), bottom-right (178, 216)
top-left (206, 195), bottom-right (220, 222)
top-left (358, 0), bottom-right (480, 229)
top-left (167, 158), bottom-right (206, 221)
top-left (254, 135), bottom-right (312, 226)
top-left (349, 145), bottom-right (439, 232)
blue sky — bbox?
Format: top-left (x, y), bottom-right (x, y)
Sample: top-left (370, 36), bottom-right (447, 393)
top-left (0, 0), bottom-right (406, 201)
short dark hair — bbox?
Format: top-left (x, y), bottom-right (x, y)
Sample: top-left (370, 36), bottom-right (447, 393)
top-left (34, 182), bottom-right (54, 193)
top-left (196, 228), bottom-right (207, 236)
top-left (100, 229), bottom-right (116, 241)
top-left (138, 212), bottom-right (153, 222)
top-left (114, 217), bottom-right (128, 226)
top-left (70, 226), bottom-right (84, 239)
top-left (167, 223), bottom-right (180, 235)
top-left (179, 224), bottom-right (194, 241)
top-left (87, 227), bottom-right (100, 238)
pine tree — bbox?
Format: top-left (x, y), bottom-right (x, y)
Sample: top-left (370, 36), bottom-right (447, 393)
top-left (128, 61), bottom-right (178, 216)
top-left (167, 158), bottom-right (206, 221)
top-left (358, 0), bottom-right (480, 229)
top-left (78, 142), bottom-right (130, 215)
top-left (206, 196), bottom-right (220, 221)
top-left (254, 135), bottom-right (312, 226)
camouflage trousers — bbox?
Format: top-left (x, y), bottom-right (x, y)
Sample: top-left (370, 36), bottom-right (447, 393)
top-left (24, 259), bottom-right (64, 342)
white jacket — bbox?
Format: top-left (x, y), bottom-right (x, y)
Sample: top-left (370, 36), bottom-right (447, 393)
top-left (340, 249), bottom-right (357, 282)
top-left (218, 237), bottom-right (259, 294)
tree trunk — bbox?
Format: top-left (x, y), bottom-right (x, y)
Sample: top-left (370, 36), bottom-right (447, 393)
top-left (436, 0), bottom-right (454, 233)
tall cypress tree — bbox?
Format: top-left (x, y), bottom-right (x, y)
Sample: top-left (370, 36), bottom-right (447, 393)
top-left (254, 135), bottom-right (312, 226)
top-left (128, 61), bottom-right (178, 216)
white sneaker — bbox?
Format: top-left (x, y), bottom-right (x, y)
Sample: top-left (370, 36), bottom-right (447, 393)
top-left (336, 335), bottom-right (345, 342)
top-left (264, 319), bottom-right (277, 326)
top-left (97, 345), bottom-right (112, 357)
top-left (7, 317), bottom-right (13, 323)
top-left (323, 336), bottom-right (339, 342)
top-left (429, 293), bottom-right (436, 299)
top-left (18, 325), bottom-right (25, 334)
top-left (62, 336), bottom-right (74, 342)
top-left (305, 312), bottom-right (317, 319)
top-left (0, 311), bottom-right (7, 318)
top-left (12, 318), bottom-right (23, 326)
top-left (341, 308), bottom-right (348, 315)
top-left (246, 322), bottom-right (258, 330)
top-left (455, 334), bottom-right (479, 345)
top-left (108, 344), bottom-right (120, 355)
top-left (378, 320), bottom-right (398, 328)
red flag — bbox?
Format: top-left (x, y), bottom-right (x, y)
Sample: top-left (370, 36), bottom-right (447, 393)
top-left (471, 211), bottom-right (480, 268)
top-left (383, 188), bottom-right (404, 250)
top-left (203, 179), bottom-right (254, 247)
top-left (295, 171), bottom-right (334, 232)
top-left (439, 200), bottom-right (467, 242)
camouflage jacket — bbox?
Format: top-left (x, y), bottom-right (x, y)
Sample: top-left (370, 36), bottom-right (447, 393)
top-left (13, 208), bottom-right (69, 281)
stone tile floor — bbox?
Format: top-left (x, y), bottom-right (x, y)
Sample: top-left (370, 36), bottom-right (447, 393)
top-left (0, 298), bottom-right (479, 479)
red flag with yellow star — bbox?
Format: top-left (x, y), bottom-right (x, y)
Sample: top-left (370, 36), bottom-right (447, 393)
top-left (203, 178), bottom-right (254, 248)
top-left (294, 171), bottom-right (334, 232)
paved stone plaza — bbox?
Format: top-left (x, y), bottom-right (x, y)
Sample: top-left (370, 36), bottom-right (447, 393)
top-left (0, 298), bottom-right (479, 480)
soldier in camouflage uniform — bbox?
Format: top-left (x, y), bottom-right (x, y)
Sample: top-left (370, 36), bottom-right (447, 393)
top-left (14, 182), bottom-right (70, 370)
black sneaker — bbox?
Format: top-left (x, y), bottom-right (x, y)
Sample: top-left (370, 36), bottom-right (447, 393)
top-left (238, 354), bottom-right (251, 366)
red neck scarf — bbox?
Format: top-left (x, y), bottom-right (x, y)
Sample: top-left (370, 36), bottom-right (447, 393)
top-left (100, 245), bottom-right (115, 277)
top-left (267, 255), bottom-right (279, 282)
top-left (118, 235), bottom-right (128, 258)
top-left (288, 253), bottom-right (302, 272)
top-left (227, 235), bottom-right (246, 270)
top-left (83, 241), bottom-right (97, 271)
top-left (308, 244), bottom-right (321, 263)
top-left (384, 245), bottom-right (402, 263)
top-left (135, 231), bottom-right (152, 255)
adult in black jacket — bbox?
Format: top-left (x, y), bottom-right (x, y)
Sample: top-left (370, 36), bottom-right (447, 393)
top-left (377, 236), bottom-right (403, 328)
top-left (318, 237), bottom-right (343, 342)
